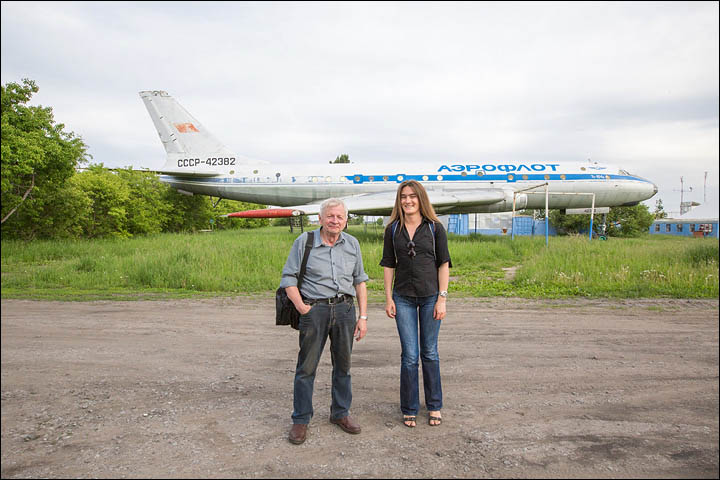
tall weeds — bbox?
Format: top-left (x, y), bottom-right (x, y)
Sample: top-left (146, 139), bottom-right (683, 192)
top-left (2, 227), bottom-right (717, 300)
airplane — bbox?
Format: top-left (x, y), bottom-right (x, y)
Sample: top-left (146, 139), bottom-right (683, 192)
top-left (139, 90), bottom-right (658, 219)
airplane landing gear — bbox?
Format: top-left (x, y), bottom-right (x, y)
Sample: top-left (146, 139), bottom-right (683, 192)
top-left (290, 215), bottom-right (304, 233)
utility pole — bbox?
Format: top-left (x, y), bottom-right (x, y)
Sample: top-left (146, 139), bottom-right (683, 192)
top-left (704, 171), bottom-right (708, 204)
top-left (680, 176), bottom-right (684, 209)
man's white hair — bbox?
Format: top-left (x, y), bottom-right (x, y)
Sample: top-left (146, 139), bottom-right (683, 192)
top-left (320, 198), bottom-right (349, 218)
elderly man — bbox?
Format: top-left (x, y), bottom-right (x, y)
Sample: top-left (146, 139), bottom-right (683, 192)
top-left (280, 198), bottom-right (369, 445)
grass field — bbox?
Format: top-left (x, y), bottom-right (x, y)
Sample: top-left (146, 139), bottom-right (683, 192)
top-left (1, 226), bottom-right (717, 300)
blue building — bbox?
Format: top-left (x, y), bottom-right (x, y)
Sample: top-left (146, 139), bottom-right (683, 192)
top-left (446, 213), bottom-right (557, 236)
top-left (650, 204), bottom-right (718, 238)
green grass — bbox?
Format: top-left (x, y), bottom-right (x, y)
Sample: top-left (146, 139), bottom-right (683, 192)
top-left (513, 235), bottom-right (718, 298)
top-left (1, 226), bottom-right (717, 300)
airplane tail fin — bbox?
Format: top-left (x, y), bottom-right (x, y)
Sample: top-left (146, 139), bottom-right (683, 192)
top-left (139, 90), bottom-right (236, 174)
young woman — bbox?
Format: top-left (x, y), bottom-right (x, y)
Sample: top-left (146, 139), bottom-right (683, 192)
top-left (380, 180), bottom-right (452, 427)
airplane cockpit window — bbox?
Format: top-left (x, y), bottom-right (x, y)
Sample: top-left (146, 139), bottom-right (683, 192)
top-left (619, 169), bottom-right (630, 176)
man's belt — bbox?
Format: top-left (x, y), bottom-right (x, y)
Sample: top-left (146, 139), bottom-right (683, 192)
top-left (305, 294), bottom-right (353, 305)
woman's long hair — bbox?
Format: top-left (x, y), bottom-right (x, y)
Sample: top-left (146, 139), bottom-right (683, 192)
top-left (386, 180), bottom-right (440, 232)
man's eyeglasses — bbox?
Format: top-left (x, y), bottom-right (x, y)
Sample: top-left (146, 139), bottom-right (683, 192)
top-left (407, 241), bottom-right (416, 258)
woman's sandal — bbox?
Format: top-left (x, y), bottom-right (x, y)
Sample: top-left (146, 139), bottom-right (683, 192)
top-left (403, 415), bottom-right (417, 428)
top-left (428, 415), bottom-right (442, 426)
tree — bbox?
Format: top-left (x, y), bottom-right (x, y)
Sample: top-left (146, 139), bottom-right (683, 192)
top-left (653, 198), bottom-right (668, 219)
top-left (1, 79), bottom-right (89, 236)
top-left (549, 203), bottom-right (654, 237)
top-left (69, 165), bottom-right (131, 238)
top-left (114, 167), bottom-right (172, 235)
top-left (606, 204), bottom-right (654, 237)
top-left (8, 174), bottom-right (92, 239)
top-left (160, 189), bottom-right (216, 233)
top-left (548, 210), bottom-right (592, 235)
top-left (331, 154), bottom-right (350, 164)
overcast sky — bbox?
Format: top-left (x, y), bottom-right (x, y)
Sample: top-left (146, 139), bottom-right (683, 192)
top-left (2, 1), bottom-right (718, 215)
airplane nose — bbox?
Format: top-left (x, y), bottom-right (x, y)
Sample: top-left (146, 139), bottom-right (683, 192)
top-left (652, 183), bottom-right (658, 196)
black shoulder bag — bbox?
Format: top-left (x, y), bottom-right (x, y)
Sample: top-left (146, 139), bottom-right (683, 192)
top-left (275, 232), bottom-right (314, 330)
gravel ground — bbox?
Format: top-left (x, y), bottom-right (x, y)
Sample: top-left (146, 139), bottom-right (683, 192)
top-left (1, 297), bottom-right (718, 478)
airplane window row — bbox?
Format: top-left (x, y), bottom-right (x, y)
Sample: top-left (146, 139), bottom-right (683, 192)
top-left (225, 172), bottom-right (614, 183)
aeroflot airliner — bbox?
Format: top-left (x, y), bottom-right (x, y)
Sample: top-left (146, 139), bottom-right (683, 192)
top-left (139, 90), bottom-right (657, 218)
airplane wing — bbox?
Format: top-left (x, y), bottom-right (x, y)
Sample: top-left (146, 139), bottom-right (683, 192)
top-left (225, 188), bottom-right (509, 218)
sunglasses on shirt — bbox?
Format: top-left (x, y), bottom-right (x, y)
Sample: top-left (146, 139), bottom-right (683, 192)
top-left (407, 241), bottom-right (416, 258)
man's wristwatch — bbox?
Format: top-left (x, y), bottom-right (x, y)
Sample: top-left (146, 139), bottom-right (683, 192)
top-left (359, 315), bottom-right (368, 320)
top-left (439, 291), bottom-right (448, 298)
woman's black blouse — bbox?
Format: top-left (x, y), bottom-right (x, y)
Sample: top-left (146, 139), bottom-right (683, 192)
top-left (380, 219), bottom-right (452, 297)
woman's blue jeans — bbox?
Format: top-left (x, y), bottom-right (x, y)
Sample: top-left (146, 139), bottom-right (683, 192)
top-left (393, 293), bottom-right (443, 415)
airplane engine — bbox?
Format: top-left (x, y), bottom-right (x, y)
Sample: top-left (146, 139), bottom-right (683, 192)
top-left (513, 192), bottom-right (528, 211)
top-left (482, 191), bottom-right (527, 213)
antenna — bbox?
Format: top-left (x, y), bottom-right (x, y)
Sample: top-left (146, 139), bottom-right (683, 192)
top-left (673, 176), bottom-right (695, 215)
top-left (704, 171), bottom-right (707, 204)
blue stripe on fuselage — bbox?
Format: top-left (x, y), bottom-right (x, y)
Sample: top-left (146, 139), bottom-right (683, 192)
top-left (346, 173), bottom-right (635, 183)
top-left (159, 173), bottom-right (652, 185)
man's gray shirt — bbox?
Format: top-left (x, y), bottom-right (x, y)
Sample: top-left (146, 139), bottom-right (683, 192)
top-left (280, 228), bottom-right (369, 299)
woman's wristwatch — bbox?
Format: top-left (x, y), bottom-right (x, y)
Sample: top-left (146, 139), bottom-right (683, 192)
top-left (439, 291), bottom-right (448, 298)
top-left (359, 315), bottom-right (368, 320)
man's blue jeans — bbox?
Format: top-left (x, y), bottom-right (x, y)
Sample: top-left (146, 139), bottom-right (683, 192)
top-left (292, 300), bottom-right (356, 424)
top-left (393, 293), bottom-right (443, 415)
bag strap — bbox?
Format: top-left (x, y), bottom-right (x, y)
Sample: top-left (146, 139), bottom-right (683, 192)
top-left (296, 231), bottom-right (314, 292)
top-left (429, 221), bottom-right (436, 263)
top-left (391, 220), bottom-right (398, 265)
top-left (391, 220), bottom-right (436, 264)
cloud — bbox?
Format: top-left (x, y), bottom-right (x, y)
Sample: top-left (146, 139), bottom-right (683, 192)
top-left (2, 1), bottom-right (718, 212)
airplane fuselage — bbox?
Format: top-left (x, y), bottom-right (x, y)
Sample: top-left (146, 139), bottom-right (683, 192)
top-left (160, 160), bottom-right (656, 214)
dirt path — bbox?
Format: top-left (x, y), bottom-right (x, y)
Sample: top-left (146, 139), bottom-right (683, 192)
top-left (1, 297), bottom-right (718, 478)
